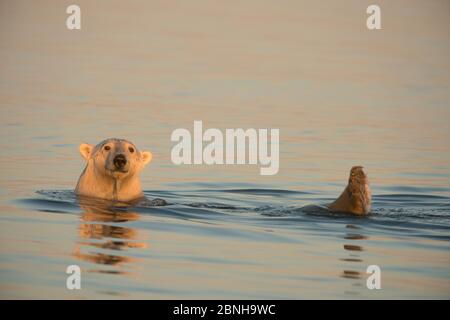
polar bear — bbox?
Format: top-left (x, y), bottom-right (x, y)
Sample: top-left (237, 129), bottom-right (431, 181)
top-left (327, 166), bottom-right (371, 215)
top-left (75, 138), bottom-right (153, 202)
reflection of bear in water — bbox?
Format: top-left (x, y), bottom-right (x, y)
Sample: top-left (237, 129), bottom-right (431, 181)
top-left (73, 197), bottom-right (147, 272)
top-left (75, 138), bottom-right (153, 202)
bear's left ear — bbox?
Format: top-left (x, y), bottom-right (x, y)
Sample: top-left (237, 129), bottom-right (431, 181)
top-left (141, 151), bottom-right (153, 166)
top-left (79, 143), bottom-right (93, 161)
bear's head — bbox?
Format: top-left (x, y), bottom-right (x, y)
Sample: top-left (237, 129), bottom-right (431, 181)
top-left (78, 138), bottom-right (152, 180)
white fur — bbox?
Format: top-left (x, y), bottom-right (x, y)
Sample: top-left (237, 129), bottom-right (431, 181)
top-left (75, 138), bottom-right (152, 202)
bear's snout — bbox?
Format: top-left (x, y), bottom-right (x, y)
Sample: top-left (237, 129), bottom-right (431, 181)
top-left (113, 154), bottom-right (127, 170)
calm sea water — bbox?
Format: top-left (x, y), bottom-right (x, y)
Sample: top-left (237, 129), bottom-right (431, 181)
top-left (1, 0), bottom-right (449, 299)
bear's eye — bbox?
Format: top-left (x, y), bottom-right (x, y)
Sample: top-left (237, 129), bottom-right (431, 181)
top-left (128, 147), bottom-right (135, 153)
top-left (104, 145), bottom-right (111, 151)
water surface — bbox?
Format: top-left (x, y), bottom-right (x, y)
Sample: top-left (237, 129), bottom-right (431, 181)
top-left (0, 0), bottom-right (449, 299)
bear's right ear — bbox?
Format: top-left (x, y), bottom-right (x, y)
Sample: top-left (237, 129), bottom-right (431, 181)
top-left (141, 151), bottom-right (153, 166)
top-left (79, 143), bottom-right (93, 160)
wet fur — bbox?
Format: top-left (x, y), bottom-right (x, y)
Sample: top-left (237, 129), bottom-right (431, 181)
top-left (75, 138), bottom-right (152, 202)
top-left (328, 166), bottom-right (371, 215)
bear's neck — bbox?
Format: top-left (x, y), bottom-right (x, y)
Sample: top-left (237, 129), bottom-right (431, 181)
top-left (77, 165), bottom-right (144, 202)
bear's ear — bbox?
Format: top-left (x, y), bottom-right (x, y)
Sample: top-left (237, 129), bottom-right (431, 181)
top-left (79, 143), bottom-right (93, 160)
top-left (141, 151), bottom-right (153, 166)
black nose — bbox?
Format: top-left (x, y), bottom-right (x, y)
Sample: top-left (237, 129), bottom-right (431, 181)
top-left (113, 154), bottom-right (127, 169)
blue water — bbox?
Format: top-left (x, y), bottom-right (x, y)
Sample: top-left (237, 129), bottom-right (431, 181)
top-left (1, 0), bottom-right (449, 299)
top-left (8, 184), bottom-right (449, 299)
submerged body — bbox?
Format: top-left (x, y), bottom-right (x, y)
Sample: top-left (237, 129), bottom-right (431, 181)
top-left (75, 139), bottom-right (369, 214)
top-left (327, 166), bottom-right (371, 215)
top-left (75, 138), bottom-right (153, 202)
